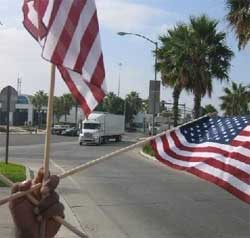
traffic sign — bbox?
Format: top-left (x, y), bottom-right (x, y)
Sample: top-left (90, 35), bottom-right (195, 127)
top-left (0, 86), bottom-right (18, 112)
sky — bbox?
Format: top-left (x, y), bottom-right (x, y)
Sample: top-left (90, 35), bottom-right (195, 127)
top-left (0, 0), bottom-right (249, 113)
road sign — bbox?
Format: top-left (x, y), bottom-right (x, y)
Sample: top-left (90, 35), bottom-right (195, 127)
top-left (149, 80), bottom-right (160, 114)
top-left (0, 86), bottom-right (18, 112)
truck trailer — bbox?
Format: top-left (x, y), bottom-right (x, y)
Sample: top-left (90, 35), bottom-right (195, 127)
top-left (79, 112), bottom-right (125, 145)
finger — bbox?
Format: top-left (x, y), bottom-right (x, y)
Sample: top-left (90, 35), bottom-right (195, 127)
top-left (11, 180), bottom-right (32, 194)
top-left (35, 191), bottom-right (59, 214)
top-left (41, 175), bottom-right (60, 196)
top-left (33, 167), bottom-right (44, 185)
top-left (9, 180), bottom-right (32, 208)
top-left (40, 203), bottom-right (65, 220)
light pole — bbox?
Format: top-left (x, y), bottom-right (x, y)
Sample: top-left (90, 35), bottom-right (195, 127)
top-left (117, 62), bottom-right (122, 97)
top-left (117, 32), bottom-right (158, 135)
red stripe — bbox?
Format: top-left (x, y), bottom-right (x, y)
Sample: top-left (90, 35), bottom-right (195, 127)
top-left (85, 81), bottom-right (105, 103)
top-left (74, 11), bottom-right (99, 73)
top-left (89, 54), bottom-right (105, 88)
top-left (238, 130), bottom-right (250, 137)
top-left (151, 140), bottom-right (250, 204)
top-left (230, 140), bottom-right (250, 149)
top-left (172, 131), bottom-right (250, 165)
top-left (161, 135), bottom-right (250, 184)
top-left (58, 66), bottom-right (91, 116)
top-left (50, 0), bottom-right (87, 65)
top-left (23, 0), bottom-right (39, 40)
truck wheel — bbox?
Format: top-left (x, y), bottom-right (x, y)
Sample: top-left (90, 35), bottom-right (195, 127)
top-left (79, 142), bottom-right (83, 146)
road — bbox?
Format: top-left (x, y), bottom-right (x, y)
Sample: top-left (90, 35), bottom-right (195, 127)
top-left (0, 134), bottom-right (249, 238)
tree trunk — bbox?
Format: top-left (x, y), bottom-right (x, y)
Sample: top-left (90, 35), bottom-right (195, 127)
top-left (193, 92), bottom-right (201, 119)
top-left (64, 113), bottom-right (67, 122)
top-left (172, 86), bottom-right (181, 127)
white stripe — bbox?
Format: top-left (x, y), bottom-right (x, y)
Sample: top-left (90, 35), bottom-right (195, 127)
top-left (155, 137), bottom-right (250, 195)
top-left (63, 0), bottom-right (96, 69)
top-left (67, 70), bottom-right (98, 110)
top-left (82, 33), bottom-right (102, 82)
top-left (43, 0), bottom-right (54, 27)
top-left (176, 130), bottom-right (250, 158)
top-left (232, 135), bottom-right (250, 142)
top-left (167, 133), bottom-right (250, 174)
top-left (42, 0), bottom-right (73, 61)
top-left (27, 1), bottom-right (38, 28)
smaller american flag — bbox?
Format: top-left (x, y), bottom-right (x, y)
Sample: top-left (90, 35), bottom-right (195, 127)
top-left (22, 0), bottom-right (106, 116)
top-left (151, 115), bottom-right (250, 204)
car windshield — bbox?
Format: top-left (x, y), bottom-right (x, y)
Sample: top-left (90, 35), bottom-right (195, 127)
top-left (83, 123), bottom-right (100, 129)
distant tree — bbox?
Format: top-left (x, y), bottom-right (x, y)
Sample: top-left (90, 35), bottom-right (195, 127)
top-left (102, 92), bottom-right (124, 114)
top-left (201, 104), bottom-right (218, 116)
top-left (220, 82), bottom-right (250, 116)
top-left (226, 0), bottom-right (250, 49)
top-left (31, 90), bottom-right (48, 127)
top-left (61, 93), bottom-right (74, 122)
top-left (53, 96), bottom-right (64, 123)
top-left (125, 91), bottom-right (143, 125)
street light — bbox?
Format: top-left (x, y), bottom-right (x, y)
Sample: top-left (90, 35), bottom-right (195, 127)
top-left (117, 31), bottom-right (158, 135)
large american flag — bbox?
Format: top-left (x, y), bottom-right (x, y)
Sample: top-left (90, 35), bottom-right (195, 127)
top-left (151, 115), bottom-right (250, 204)
top-left (22, 0), bottom-right (106, 116)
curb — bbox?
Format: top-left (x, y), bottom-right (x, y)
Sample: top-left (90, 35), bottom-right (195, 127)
top-left (139, 150), bottom-right (157, 161)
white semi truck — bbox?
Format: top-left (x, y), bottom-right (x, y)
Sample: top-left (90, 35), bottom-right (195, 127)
top-left (79, 112), bottom-right (125, 145)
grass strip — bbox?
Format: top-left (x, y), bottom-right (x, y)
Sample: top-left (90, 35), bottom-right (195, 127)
top-left (0, 162), bottom-right (26, 187)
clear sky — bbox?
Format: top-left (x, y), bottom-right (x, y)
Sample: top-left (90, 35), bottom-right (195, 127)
top-left (0, 0), bottom-right (249, 113)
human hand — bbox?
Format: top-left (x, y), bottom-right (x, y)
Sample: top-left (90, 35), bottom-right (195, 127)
top-left (9, 168), bottom-right (64, 238)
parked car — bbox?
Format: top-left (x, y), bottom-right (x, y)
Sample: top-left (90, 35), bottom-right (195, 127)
top-left (51, 124), bottom-right (70, 135)
top-left (61, 127), bottom-right (79, 136)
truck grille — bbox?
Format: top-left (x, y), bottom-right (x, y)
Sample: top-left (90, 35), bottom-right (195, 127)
top-left (84, 133), bottom-right (93, 138)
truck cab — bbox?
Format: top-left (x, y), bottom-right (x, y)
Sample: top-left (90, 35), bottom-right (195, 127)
top-left (79, 120), bottom-right (103, 145)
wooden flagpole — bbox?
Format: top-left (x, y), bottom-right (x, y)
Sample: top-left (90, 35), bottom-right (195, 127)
top-left (0, 113), bottom-right (214, 207)
top-left (40, 64), bottom-right (56, 238)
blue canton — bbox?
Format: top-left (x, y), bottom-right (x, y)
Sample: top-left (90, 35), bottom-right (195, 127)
top-left (180, 116), bottom-right (250, 144)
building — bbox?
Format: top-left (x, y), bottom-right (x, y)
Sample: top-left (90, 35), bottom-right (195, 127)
top-left (0, 94), bottom-right (43, 126)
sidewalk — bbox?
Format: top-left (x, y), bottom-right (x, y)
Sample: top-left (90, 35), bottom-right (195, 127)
top-left (0, 188), bottom-right (15, 237)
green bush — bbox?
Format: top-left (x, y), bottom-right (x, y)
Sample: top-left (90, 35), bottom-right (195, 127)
top-left (143, 143), bottom-right (155, 157)
top-left (0, 162), bottom-right (26, 187)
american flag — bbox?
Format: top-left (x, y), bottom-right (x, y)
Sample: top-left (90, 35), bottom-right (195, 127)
top-left (151, 115), bottom-right (250, 204)
top-left (22, 0), bottom-right (106, 116)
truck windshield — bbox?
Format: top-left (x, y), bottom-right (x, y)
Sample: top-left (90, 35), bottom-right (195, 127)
top-left (83, 123), bottom-right (100, 129)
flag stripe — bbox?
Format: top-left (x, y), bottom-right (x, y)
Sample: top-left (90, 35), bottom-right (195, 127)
top-left (43, 0), bottom-right (72, 60)
top-left (74, 11), bottom-right (99, 74)
top-left (165, 134), bottom-right (250, 184)
top-left (151, 137), bottom-right (250, 203)
top-left (170, 132), bottom-right (250, 174)
top-left (151, 139), bottom-right (250, 203)
top-left (50, 0), bottom-right (87, 66)
top-left (58, 67), bottom-right (91, 115)
top-left (176, 130), bottom-right (250, 164)
top-left (63, 0), bottom-right (96, 71)
top-left (172, 131), bottom-right (250, 165)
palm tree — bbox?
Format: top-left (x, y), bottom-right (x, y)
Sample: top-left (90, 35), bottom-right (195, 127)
top-left (220, 82), bottom-right (250, 116)
top-left (201, 104), bottom-right (218, 116)
top-left (53, 96), bottom-right (64, 123)
top-left (226, 0), bottom-right (250, 49)
top-left (31, 90), bottom-right (48, 127)
top-left (103, 92), bottom-right (124, 114)
top-left (157, 24), bottom-right (191, 126)
top-left (61, 94), bottom-right (74, 122)
top-left (158, 15), bottom-right (234, 120)
top-left (188, 15), bottom-right (234, 118)
top-left (125, 91), bottom-right (143, 125)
